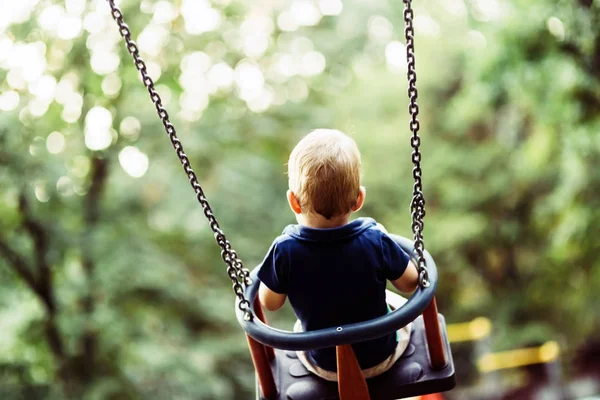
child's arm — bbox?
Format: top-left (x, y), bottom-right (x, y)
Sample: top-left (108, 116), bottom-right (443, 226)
top-left (259, 283), bottom-right (287, 311)
top-left (380, 232), bottom-right (420, 293)
top-left (257, 241), bottom-right (289, 311)
top-left (390, 260), bottom-right (419, 293)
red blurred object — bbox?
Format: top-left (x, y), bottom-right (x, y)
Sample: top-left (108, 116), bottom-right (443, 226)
top-left (420, 393), bottom-right (444, 400)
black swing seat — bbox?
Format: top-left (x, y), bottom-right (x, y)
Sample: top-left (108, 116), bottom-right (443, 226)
top-left (238, 235), bottom-right (456, 400)
top-left (258, 314), bottom-right (455, 400)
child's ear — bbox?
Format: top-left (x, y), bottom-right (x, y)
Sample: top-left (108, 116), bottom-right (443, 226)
top-left (287, 190), bottom-right (302, 214)
top-left (352, 186), bottom-right (366, 212)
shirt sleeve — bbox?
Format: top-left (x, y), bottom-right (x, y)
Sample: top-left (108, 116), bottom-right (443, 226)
top-left (257, 241), bottom-right (289, 294)
top-left (380, 233), bottom-right (411, 281)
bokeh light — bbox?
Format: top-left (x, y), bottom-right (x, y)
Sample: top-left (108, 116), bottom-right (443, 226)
top-left (0, 0), bottom-right (39, 31)
top-left (70, 155), bottom-right (91, 178)
top-left (120, 116), bottom-right (142, 140)
top-left (368, 16), bottom-right (394, 43)
top-left (207, 62), bottom-right (234, 90)
top-left (547, 17), bottom-right (565, 41)
top-left (101, 74), bottom-right (122, 97)
top-left (385, 41), bottom-right (407, 73)
top-left (46, 132), bottom-right (65, 154)
top-left (318, 0), bottom-right (343, 16)
top-left (182, 0), bottom-right (221, 35)
top-left (152, 1), bottom-right (178, 24)
top-left (34, 181), bottom-right (50, 202)
top-left (0, 91), bottom-right (20, 111)
top-left (289, 0), bottom-right (322, 27)
top-left (119, 146), bottom-right (150, 178)
top-left (84, 106), bottom-right (113, 151)
top-left (56, 176), bottom-right (74, 196)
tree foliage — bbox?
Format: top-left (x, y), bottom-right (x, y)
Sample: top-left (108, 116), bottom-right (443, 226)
top-left (0, 0), bottom-right (598, 398)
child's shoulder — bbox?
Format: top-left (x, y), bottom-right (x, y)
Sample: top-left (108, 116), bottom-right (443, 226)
top-left (270, 228), bottom-right (297, 248)
top-left (357, 218), bottom-right (389, 239)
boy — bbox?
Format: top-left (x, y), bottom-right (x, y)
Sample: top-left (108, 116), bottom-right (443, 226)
top-left (257, 129), bottom-right (419, 381)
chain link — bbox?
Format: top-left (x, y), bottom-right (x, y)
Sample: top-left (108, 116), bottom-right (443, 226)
top-left (404, 0), bottom-right (430, 288)
top-left (106, 0), bottom-right (253, 319)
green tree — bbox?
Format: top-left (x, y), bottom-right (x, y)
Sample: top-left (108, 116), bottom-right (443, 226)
top-left (0, 0), bottom-right (598, 398)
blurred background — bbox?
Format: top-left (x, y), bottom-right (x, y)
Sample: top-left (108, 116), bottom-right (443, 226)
top-left (1, 0), bottom-right (599, 399)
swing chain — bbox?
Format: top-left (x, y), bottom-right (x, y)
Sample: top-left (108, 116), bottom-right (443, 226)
top-left (404, 0), bottom-right (430, 288)
top-left (106, 0), bottom-right (253, 320)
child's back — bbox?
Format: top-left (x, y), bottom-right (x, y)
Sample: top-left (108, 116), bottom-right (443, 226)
top-left (259, 217), bottom-right (411, 372)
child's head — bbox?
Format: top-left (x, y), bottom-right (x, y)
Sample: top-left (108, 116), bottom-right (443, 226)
top-left (287, 129), bottom-right (364, 220)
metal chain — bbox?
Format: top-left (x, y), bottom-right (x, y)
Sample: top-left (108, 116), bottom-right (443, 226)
top-left (403, 0), bottom-right (430, 288)
top-left (105, 0), bottom-right (253, 320)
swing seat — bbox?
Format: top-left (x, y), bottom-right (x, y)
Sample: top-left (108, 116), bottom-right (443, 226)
top-left (257, 315), bottom-right (455, 400)
top-left (237, 235), bottom-right (456, 400)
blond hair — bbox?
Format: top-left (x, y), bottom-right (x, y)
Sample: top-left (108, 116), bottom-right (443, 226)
top-left (288, 129), bottom-right (361, 219)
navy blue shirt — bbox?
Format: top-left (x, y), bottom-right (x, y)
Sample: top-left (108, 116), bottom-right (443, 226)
top-left (257, 217), bottom-right (410, 371)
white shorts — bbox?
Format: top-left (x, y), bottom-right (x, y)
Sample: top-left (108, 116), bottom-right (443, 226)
top-left (293, 290), bottom-right (412, 382)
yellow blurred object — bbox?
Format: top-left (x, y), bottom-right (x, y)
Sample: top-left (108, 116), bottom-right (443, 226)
top-left (447, 317), bottom-right (492, 343)
top-left (477, 341), bottom-right (560, 373)
top-left (539, 341), bottom-right (560, 362)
